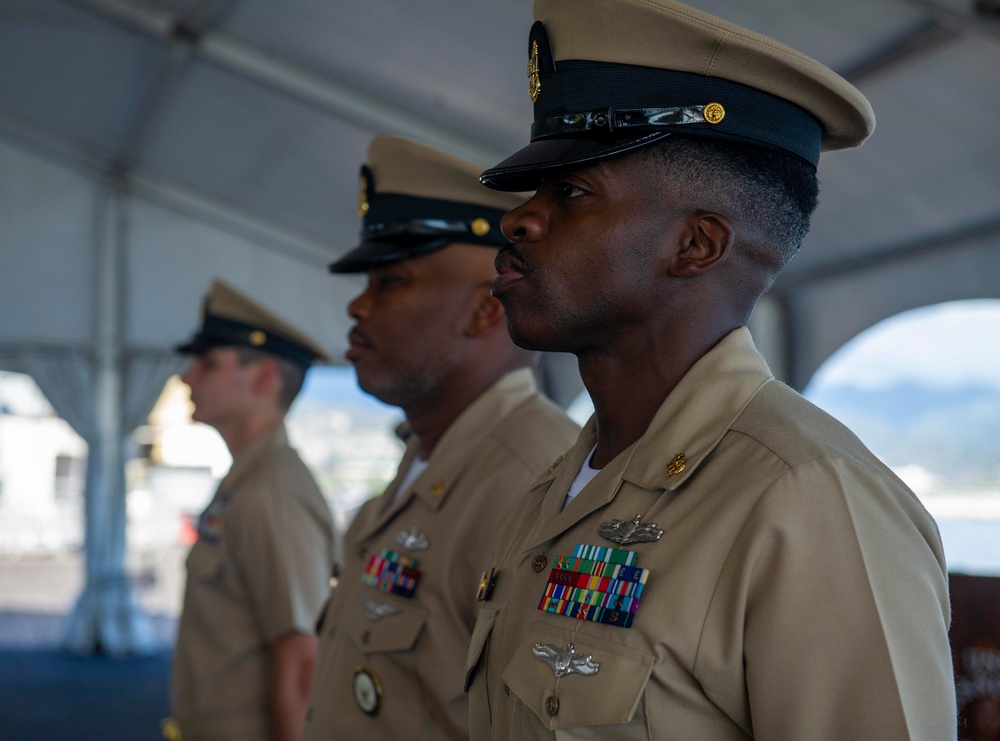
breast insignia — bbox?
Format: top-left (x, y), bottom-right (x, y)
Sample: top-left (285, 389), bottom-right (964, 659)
top-left (394, 526), bottom-right (430, 551)
top-left (353, 667), bottom-right (382, 715)
top-left (598, 513), bottom-right (663, 545)
top-left (532, 642), bottom-right (600, 677)
top-left (361, 598), bottom-right (400, 621)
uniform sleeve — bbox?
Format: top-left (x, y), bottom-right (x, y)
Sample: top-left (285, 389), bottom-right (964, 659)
top-left (704, 457), bottom-right (956, 741)
top-left (230, 467), bottom-right (333, 643)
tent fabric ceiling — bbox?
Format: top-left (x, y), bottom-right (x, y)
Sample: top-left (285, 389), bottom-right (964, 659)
top-left (0, 0), bottom-right (999, 389)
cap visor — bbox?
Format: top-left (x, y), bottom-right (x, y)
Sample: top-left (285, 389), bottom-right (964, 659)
top-left (175, 335), bottom-right (210, 355)
top-left (328, 238), bottom-right (451, 274)
top-left (480, 132), bottom-right (672, 191)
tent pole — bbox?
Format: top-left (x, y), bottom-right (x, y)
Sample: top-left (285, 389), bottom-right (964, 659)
top-left (64, 176), bottom-right (155, 656)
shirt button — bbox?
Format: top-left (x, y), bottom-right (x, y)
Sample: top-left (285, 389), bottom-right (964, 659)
top-left (531, 555), bottom-right (547, 573)
top-left (504, 683), bottom-right (510, 696)
top-left (545, 695), bottom-right (559, 716)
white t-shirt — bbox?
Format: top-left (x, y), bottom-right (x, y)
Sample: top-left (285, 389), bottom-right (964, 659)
top-left (393, 457), bottom-right (429, 503)
top-left (563, 445), bottom-right (600, 509)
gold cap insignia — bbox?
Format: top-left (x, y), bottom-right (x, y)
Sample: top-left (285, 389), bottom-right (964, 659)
top-left (357, 173), bottom-right (370, 217)
top-left (471, 218), bottom-right (490, 237)
top-left (528, 40), bottom-right (541, 103)
top-left (704, 103), bottom-right (725, 125)
top-left (249, 330), bottom-right (267, 346)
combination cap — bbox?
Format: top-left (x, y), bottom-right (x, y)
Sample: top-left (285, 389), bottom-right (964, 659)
top-left (176, 280), bottom-right (329, 368)
top-left (329, 136), bottom-right (528, 273)
top-left (482, 0), bottom-right (875, 191)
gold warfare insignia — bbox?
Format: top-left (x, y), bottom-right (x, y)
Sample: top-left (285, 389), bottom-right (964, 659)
top-left (667, 452), bottom-right (686, 477)
top-left (357, 173), bottom-right (370, 217)
top-left (471, 218), bottom-right (490, 237)
top-left (533, 643), bottom-right (600, 678)
top-left (528, 40), bottom-right (541, 103)
top-left (160, 718), bottom-right (181, 740)
top-left (249, 330), bottom-right (266, 346)
top-left (598, 514), bottom-right (663, 546)
top-left (704, 102), bottom-right (725, 124)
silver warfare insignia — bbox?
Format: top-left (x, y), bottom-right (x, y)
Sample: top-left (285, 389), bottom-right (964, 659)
top-left (533, 643), bottom-right (600, 678)
top-left (394, 526), bottom-right (429, 551)
top-left (598, 513), bottom-right (663, 546)
top-left (362, 598), bottom-right (400, 621)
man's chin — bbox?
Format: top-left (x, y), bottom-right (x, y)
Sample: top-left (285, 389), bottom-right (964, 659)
top-left (504, 317), bottom-right (561, 354)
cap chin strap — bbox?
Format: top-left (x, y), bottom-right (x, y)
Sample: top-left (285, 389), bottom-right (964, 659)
top-left (532, 105), bottom-right (710, 138)
top-left (364, 218), bottom-right (477, 241)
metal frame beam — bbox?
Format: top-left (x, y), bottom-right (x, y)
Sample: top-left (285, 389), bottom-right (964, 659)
top-left (772, 214), bottom-right (1000, 294)
top-left (0, 109), bottom-right (338, 269)
top-left (58, 0), bottom-right (508, 166)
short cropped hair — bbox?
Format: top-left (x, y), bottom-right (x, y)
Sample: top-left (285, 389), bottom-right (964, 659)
top-left (639, 136), bottom-right (820, 274)
top-left (234, 346), bottom-right (306, 411)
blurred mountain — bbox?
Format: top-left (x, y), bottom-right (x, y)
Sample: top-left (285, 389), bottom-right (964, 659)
top-left (806, 382), bottom-right (1000, 486)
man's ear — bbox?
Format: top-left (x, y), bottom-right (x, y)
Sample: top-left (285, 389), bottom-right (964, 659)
top-left (668, 213), bottom-right (734, 278)
top-left (464, 285), bottom-right (507, 338)
top-left (249, 356), bottom-right (282, 397)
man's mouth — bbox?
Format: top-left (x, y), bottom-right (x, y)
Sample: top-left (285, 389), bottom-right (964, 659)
top-left (492, 246), bottom-right (529, 297)
top-left (345, 327), bottom-right (374, 362)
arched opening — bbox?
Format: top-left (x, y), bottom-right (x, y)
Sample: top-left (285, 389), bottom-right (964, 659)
top-left (0, 370), bottom-right (87, 647)
top-left (127, 365), bottom-right (405, 619)
top-left (804, 299), bottom-right (1000, 575)
top-left (0, 364), bottom-right (406, 648)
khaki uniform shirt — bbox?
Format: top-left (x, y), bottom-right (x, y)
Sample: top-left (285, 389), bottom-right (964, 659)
top-left (303, 369), bottom-right (579, 741)
top-left (466, 329), bottom-right (956, 741)
top-left (171, 425), bottom-right (335, 740)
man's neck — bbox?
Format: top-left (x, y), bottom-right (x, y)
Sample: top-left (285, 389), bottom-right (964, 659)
top-left (404, 366), bottom-right (520, 459)
top-left (578, 325), bottom-right (732, 469)
top-left (219, 413), bottom-right (285, 460)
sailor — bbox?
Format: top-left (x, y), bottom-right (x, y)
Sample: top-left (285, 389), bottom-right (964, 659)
top-left (464, 1), bottom-right (956, 738)
top-left (170, 280), bottom-right (336, 741)
top-left (301, 136), bottom-right (579, 740)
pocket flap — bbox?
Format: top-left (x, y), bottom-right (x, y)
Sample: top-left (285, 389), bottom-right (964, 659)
top-left (464, 606), bottom-right (500, 691)
top-left (342, 595), bottom-right (428, 653)
top-left (502, 620), bottom-right (654, 730)
top-left (186, 541), bottom-right (223, 581)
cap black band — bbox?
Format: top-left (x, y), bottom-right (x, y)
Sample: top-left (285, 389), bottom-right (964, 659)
top-left (176, 315), bottom-right (317, 369)
top-left (532, 60), bottom-right (823, 167)
top-left (363, 193), bottom-right (509, 247)
top-left (329, 192), bottom-right (511, 273)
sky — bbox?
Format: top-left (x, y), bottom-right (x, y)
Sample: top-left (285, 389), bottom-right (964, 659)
top-left (806, 300), bottom-right (1000, 393)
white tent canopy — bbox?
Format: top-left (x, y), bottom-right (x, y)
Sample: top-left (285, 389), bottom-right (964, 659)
top-left (1, 0), bottom-right (998, 654)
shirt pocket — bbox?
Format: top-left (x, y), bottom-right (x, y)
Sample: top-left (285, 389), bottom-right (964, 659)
top-left (340, 594), bottom-right (428, 653)
top-left (185, 540), bottom-right (224, 582)
top-left (503, 618), bottom-right (654, 732)
top-left (464, 605), bottom-right (500, 691)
